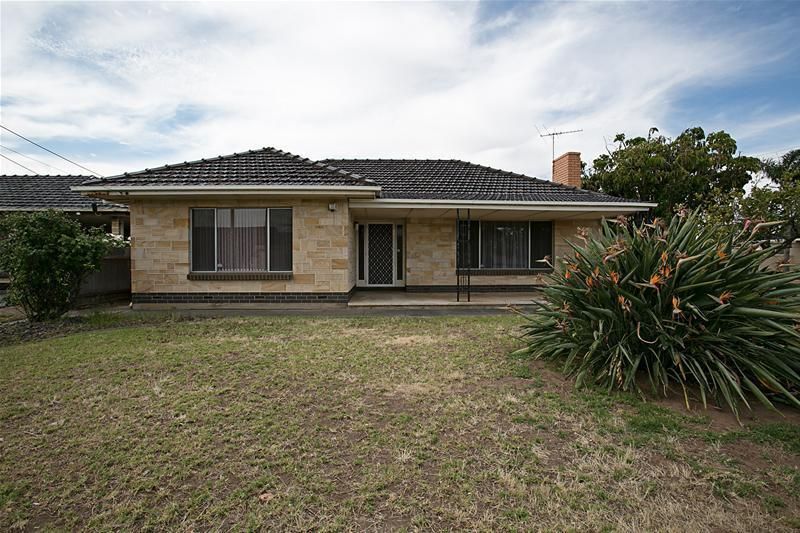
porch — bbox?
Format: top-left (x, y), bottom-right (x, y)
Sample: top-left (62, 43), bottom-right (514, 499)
top-left (347, 289), bottom-right (540, 307)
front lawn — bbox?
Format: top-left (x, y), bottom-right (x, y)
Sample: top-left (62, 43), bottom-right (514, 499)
top-left (1, 314), bottom-right (799, 530)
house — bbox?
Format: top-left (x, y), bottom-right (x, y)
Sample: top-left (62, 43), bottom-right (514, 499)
top-left (0, 174), bottom-right (129, 235)
top-left (74, 148), bottom-right (655, 308)
top-left (0, 175), bottom-right (131, 303)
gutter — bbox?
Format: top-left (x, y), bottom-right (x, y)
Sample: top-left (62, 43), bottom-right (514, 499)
top-left (0, 207), bottom-right (129, 213)
top-left (71, 184), bottom-right (382, 198)
top-left (348, 198), bottom-right (657, 211)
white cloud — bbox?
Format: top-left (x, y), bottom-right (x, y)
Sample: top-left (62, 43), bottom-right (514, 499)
top-left (0, 1), bottom-right (795, 178)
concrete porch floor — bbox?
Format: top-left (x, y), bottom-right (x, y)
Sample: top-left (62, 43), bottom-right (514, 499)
top-left (348, 290), bottom-right (540, 307)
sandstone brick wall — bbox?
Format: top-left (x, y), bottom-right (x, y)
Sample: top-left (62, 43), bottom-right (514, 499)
top-left (406, 217), bottom-right (457, 286)
top-left (129, 198), bottom-right (354, 294)
top-left (130, 198), bottom-right (603, 295)
top-left (405, 217), bottom-right (600, 287)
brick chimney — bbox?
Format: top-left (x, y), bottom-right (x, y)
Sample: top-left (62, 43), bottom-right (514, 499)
top-left (552, 152), bottom-right (582, 188)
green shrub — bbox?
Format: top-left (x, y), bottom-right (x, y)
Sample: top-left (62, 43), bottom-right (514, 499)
top-left (0, 210), bottom-right (122, 321)
top-left (515, 212), bottom-right (800, 416)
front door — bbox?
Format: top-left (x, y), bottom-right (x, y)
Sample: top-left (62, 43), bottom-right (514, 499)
top-left (357, 223), bottom-right (405, 287)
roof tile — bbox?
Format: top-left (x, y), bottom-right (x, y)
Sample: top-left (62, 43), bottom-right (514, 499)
top-left (81, 147), bottom-right (375, 188)
top-left (323, 159), bottom-right (631, 203)
top-left (0, 175), bottom-right (128, 212)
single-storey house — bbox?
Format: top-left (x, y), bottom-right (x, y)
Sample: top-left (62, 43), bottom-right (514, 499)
top-left (0, 174), bottom-right (129, 235)
top-left (74, 148), bottom-right (655, 308)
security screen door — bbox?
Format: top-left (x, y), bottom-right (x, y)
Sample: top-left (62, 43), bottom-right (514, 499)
top-left (367, 224), bottom-right (394, 285)
top-left (357, 223), bottom-right (404, 287)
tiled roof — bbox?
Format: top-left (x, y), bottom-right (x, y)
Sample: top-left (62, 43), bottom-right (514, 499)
top-left (0, 175), bottom-right (128, 212)
top-left (322, 159), bottom-right (632, 203)
top-left (81, 147), bottom-right (376, 188)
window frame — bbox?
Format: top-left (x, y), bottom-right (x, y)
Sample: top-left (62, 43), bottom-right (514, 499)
top-left (189, 207), bottom-right (293, 274)
top-left (456, 220), bottom-right (554, 271)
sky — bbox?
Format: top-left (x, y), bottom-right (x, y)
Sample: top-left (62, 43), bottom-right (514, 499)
top-left (1, 0), bottom-right (799, 179)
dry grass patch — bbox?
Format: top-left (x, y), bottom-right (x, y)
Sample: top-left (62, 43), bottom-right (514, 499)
top-left (0, 313), bottom-right (798, 531)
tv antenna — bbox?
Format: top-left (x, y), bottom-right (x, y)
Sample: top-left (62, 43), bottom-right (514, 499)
top-left (537, 126), bottom-right (583, 173)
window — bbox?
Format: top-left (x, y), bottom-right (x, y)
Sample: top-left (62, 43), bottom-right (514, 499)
top-left (481, 221), bottom-right (529, 268)
top-left (357, 224), bottom-right (365, 281)
top-left (456, 220), bottom-right (553, 270)
top-left (190, 208), bottom-right (292, 272)
top-left (530, 221), bottom-right (554, 268)
top-left (396, 224), bottom-right (404, 281)
top-left (457, 220), bottom-right (479, 269)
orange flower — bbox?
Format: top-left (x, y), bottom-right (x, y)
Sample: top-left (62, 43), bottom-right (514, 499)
top-left (660, 251), bottom-right (669, 264)
top-left (586, 276), bottom-right (595, 288)
top-left (717, 247), bottom-right (728, 261)
top-left (718, 290), bottom-right (733, 304)
top-left (609, 271), bottom-right (620, 284)
top-left (672, 296), bottom-right (683, 317)
top-left (649, 273), bottom-right (662, 286)
top-left (659, 265), bottom-right (672, 278)
top-left (618, 295), bottom-right (631, 313)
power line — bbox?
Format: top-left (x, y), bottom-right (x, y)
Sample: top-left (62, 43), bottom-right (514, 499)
top-left (0, 144), bottom-right (71, 174)
top-left (0, 153), bottom-right (39, 175)
top-left (0, 124), bottom-right (101, 177)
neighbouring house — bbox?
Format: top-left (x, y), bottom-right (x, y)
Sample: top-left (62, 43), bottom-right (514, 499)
top-left (74, 148), bottom-right (655, 308)
top-left (0, 174), bottom-right (130, 235)
top-left (0, 175), bottom-right (132, 304)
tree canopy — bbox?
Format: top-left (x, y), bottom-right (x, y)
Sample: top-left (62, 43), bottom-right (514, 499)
top-left (747, 149), bottom-right (800, 250)
top-left (583, 127), bottom-right (760, 218)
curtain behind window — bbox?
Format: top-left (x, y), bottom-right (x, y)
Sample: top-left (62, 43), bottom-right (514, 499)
top-left (268, 208), bottom-right (292, 272)
top-left (217, 209), bottom-right (267, 271)
top-left (481, 221), bottom-right (529, 268)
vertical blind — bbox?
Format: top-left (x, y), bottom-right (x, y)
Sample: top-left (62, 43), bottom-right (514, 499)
top-left (456, 220), bottom-right (553, 270)
top-left (217, 208), bottom-right (267, 271)
top-left (191, 208), bottom-right (292, 272)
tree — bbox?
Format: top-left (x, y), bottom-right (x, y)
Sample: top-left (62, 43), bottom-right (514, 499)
top-left (743, 149), bottom-right (800, 264)
top-left (0, 210), bottom-right (121, 321)
top-left (583, 127), bottom-right (760, 218)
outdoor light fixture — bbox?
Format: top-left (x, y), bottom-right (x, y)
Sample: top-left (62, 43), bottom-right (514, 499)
top-left (328, 202), bottom-right (337, 212)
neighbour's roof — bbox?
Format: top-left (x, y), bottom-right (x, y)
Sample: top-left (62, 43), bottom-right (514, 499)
top-left (322, 159), bottom-right (631, 203)
top-left (0, 175), bottom-right (128, 212)
top-left (81, 147), bottom-right (376, 188)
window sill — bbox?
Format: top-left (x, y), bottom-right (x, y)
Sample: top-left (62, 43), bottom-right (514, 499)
top-left (456, 268), bottom-right (552, 276)
top-left (187, 272), bottom-right (293, 281)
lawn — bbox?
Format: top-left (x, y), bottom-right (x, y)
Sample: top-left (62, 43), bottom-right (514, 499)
top-left (1, 314), bottom-right (799, 531)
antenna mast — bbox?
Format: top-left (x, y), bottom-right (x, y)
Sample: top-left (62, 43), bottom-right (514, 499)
top-left (538, 127), bottom-right (583, 178)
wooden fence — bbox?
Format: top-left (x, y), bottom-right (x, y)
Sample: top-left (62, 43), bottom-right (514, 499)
top-left (77, 247), bottom-right (131, 304)
top-left (0, 248), bottom-right (131, 307)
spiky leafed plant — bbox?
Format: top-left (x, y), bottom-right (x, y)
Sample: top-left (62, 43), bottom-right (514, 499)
top-left (515, 212), bottom-right (800, 416)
